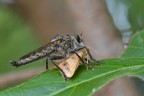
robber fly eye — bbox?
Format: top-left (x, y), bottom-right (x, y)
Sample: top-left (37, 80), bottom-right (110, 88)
top-left (74, 34), bottom-right (81, 43)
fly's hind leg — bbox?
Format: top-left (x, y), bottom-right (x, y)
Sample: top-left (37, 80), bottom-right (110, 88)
top-left (50, 54), bottom-right (68, 80)
top-left (45, 57), bottom-right (49, 70)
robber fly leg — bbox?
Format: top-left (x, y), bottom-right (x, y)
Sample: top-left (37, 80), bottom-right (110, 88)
top-left (86, 48), bottom-right (103, 65)
top-left (51, 61), bottom-right (68, 81)
top-left (86, 48), bottom-right (95, 61)
top-left (75, 52), bottom-right (85, 63)
top-left (45, 57), bottom-right (49, 70)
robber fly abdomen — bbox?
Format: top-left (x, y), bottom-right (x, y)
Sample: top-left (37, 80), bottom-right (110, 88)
top-left (10, 44), bottom-right (56, 67)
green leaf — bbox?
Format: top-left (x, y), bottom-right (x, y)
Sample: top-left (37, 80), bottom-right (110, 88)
top-left (0, 58), bottom-right (144, 96)
top-left (123, 30), bottom-right (144, 57)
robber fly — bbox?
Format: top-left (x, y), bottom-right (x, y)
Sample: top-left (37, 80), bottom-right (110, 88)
top-left (10, 34), bottom-right (99, 80)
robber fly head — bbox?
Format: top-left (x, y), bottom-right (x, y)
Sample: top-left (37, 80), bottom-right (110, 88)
top-left (70, 34), bottom-right (85, 52)
top-left (74, 34), bottom-right (82, 43)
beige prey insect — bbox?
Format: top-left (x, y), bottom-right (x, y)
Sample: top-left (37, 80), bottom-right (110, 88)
top-left (58, 48), bottom-right (94, 78)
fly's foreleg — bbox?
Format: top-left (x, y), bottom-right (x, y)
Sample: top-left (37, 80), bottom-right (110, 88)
top-left (86, 48), bottom-right (102, 65)
top-left (75, 52), bottom-right (94, 70)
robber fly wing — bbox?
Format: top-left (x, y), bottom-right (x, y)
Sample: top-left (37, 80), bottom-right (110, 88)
top-left (20, 40), bottom-right (59, 59)
top-left (20, 43), bottom-right (47, 59)
top-left (10, 39), bottom-right (62, 67)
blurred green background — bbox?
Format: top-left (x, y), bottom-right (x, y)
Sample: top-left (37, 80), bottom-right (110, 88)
top-left (0, 6), bottom-right (43, 74)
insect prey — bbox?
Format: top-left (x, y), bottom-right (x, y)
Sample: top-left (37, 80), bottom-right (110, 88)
top-left (58, 48), bottom-right (93, 79)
